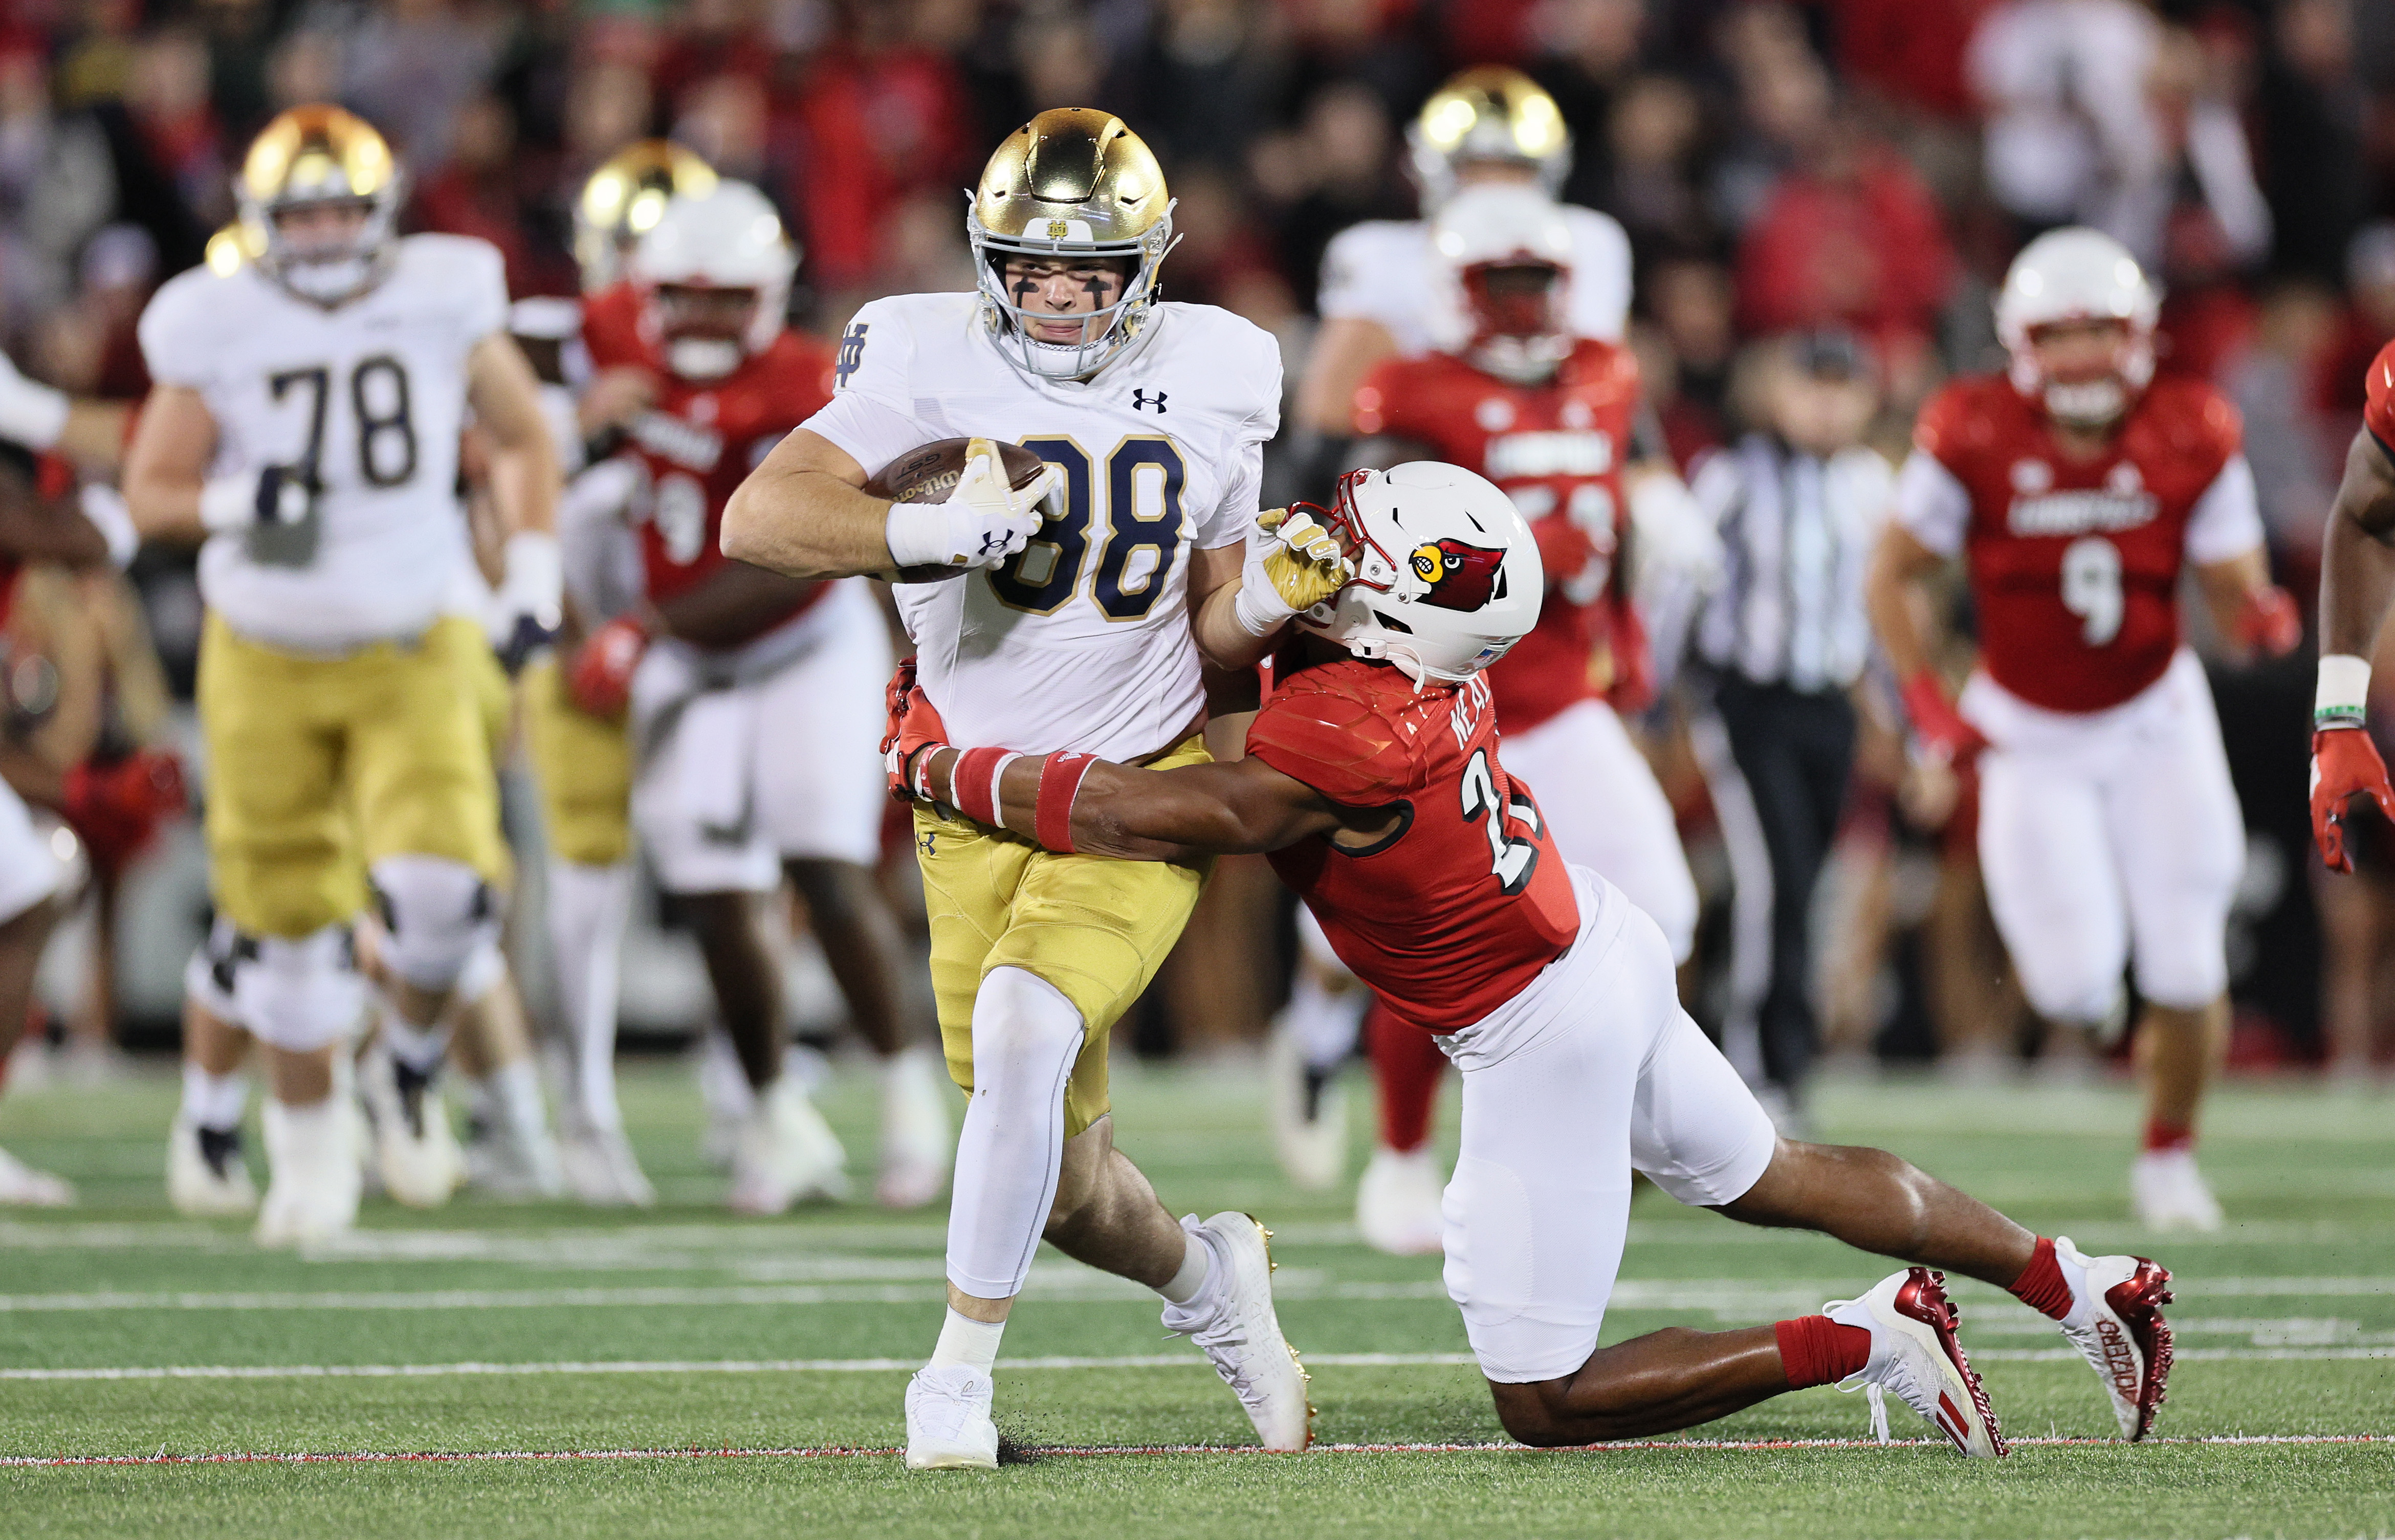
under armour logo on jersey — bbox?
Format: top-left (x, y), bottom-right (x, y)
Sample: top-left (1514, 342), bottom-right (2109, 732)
top-left (834, 323), bottom-right (869, 388)
top-left (1132, 389), bottom-right (1167, 413)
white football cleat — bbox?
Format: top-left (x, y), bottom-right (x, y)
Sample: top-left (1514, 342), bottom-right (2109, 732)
top-left (166, 1115), bottom-right (257, 1217)
top-left (560, 1125), bottom-right (656, 1207)
top-left (904, 1363), bottom-right (999, 1470)
top-left (357, 1043), bottom-right (465, 1208)
top-left (2051, 1236), bottom-right (2174, 1440)
top-left (0, 1143), bottom-right (72, 1206)
top-left (1162, 1212), bottom-right (1313, 1451)
top-left (876, 1045), bottom-right (953, 1209)
top-left (1825, 1267), bottom-right (2006, 1457)
top-left (254, 1097), bottom-right (360, 1247)
top-left (1266, 1022), bottom-right (1348, 1193)
top-left (2130, 1149), bottom-right (2222, 1232)
top-left (726, 1076), bottom-right (848, 1215)
top-left (695, 1027), bottom-right (754, 1172)
top-left (1356, 1145), bottom-right (1444, 1256)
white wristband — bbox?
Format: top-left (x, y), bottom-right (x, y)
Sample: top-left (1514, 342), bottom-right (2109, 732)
top-left (501, 529), bottom-right (564, 615)
top-left (1233, 574), bottom-right (1292, 639)
top-left (2317, 653), bottom-right (2371, 724)
top-left (0, 373), bottom-right (69, 451)
top-left (77, 483), bottom-right (138, 568)
top-left (884, 503), bottom-right (955, 570)
top-left (198, 474), bottom-right (257, 534)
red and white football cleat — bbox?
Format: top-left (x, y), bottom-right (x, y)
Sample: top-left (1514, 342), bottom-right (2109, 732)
top-left (2051, 1237), bottom-right (2173, 1440)
top-left (1825, 1267), bottom-right (2007, 1457)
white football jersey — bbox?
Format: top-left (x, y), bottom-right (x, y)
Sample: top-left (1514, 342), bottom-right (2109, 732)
top-left (138, 234), bottom-right (508, 651)
top-left (1317, 206), bottom-right (1632, 354)
top-left (806, 291), bottom-right (1280, 762)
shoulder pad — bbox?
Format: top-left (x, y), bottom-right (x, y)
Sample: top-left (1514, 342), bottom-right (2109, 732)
top-left (1911, 376), bottom-right (2007, 465)
top-left (1247, 675), bottom-right (1418, 805)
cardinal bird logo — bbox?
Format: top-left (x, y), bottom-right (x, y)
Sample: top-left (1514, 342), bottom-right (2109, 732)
top-left (1410, 539), bottom-right (1507, 611)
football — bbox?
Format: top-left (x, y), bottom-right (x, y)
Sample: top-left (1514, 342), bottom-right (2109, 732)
top-left (864, 437), bottom-right (1050, 583)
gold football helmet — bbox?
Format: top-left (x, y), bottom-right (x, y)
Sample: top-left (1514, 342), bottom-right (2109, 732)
top-left (1407, 67), bottom-right (1571, 210)
top-left (235, 105), bottom-right (404, 304)
top-left (967, 108), bottom-right (1176, 381)
top-left (574, 140), bottom-right (718, 293)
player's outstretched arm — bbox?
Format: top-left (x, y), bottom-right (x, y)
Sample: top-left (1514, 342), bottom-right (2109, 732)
top-left (916, 745), bottom-right (1349, 863)
top-left (721, 428), bottom-right (902, 579)
top-left (0, 346), bottom-right (128, 472)
top-left (466, 333), bottom-right (562, 538)
top-left (0, 469), bottom-right (108, 569)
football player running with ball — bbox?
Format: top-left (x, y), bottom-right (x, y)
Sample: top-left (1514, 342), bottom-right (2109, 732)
top-left (124, 107), bottom-right (563, 1242)
top-left (1867, 230), bottom-right (2300, 1231)
top-left (723, 112), bottom-right (1333, 1466)
top-left (888, 462), bottom-right (2179, 1454)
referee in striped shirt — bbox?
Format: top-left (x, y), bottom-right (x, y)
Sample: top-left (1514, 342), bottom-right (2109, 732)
top-left (1686, 330), bottom-right (1893, 1124)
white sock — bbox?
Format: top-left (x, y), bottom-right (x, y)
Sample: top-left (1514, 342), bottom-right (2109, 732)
top-left (377, 1000), bottom-right (450, 1077)
top-left (180, 1062), bottom-right (248, 1132)
top-left (698, 1026), bottom-right (760, 1121)
top-left (929, 1307), bottom-right (1005, 1375)
top-left (547, 859), bottom-right (631, 1133)
top-left (482, 1059), bottom-right (551, 1145)
top-left (944, 966), bottom-right (1083, 1301)
top-left (1157, 1225), bottom-right (1213, 1305)
top-left (1283, 967), bottom-right (1368, 1074)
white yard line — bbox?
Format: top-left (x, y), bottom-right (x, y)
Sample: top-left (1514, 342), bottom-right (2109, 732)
top-left (2, 1432), bottom-right (2386, 1468)
top-left (8, 1345), bottom-right (2394, 1383)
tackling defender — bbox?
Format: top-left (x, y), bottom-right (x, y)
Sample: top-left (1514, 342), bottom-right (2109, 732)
top-left (125, 106), bottom-right (562, 1242)
top-left (1867, 229), bottom-right (2300, 1231)
top-left (890, 461), bottom-right (2178, 1453)
top-left (722, 110), bottom-right (1333, 1466)
top-left (2310, 338), bottom-right (2395, 875)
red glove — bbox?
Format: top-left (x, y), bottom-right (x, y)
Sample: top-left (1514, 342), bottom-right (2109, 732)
top-left (1901, 670), bottom-right (1986, 762)
top-left (1603, 596), bottom-right (1655, 715)
top-left (880, 655), bottom-right (951, 802)
top-left (2312, 725), bottom-right (2395, 873)
top-left (567, 617), bottom-right (649, 717)
top-left (63, 749), bottom-right (186, 873)
top-left (2233, 585), bottom-right (2303, 658)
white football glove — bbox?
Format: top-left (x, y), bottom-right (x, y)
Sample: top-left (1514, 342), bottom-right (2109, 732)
top-left (0, 348), bottom-right (68, 452)
top-left (1234, 506), bottom-right (1355, 637)
top-left (492, 529), bottom-right (564, 673)
top-left (1625, 470), bottom-right (1724, 604)
top-left (883, 438), bottom-right (1061, 571)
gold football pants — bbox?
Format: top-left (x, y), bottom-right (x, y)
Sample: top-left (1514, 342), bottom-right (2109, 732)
top-left (199, 612), bottom-right (507, 938)
top-left (519, 655), bottom-right (634, 867)
top-left (911, 733), bottom-right (1213, 1136)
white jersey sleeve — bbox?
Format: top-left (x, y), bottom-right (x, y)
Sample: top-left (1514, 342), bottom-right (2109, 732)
top-left (1562, 206), bottom-right (1632, 343)
top-left (2182, 453), bottom-right (2265, 564)
top-left (1894, 448), bottom-right (1973, 559)
top-left (802, 298), bottom-right (941, 477)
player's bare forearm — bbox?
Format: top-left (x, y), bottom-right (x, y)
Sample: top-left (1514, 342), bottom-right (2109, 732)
top-left (468, 335), bottom-right (561, 535)
top-left (0, 486), bottom-right (107, 568)
top-left (1190, 547), bottom-right (1273, 670)
top-left (54, 401), bottom-right (132, 473)
top-left (925, 750), bottom-right (1342, 860)
top-left (652, 561), bottom-right (822, 649)
top-left (1864, 524), bottom-right (1946, 681)
top-left (2193, 546), bottom-right (2275, 643)
top-left (721, 428), bottom-right (897, 579)
top-left (120, 385), bottom-right (214, 540)
top-left (2319, 430), bottom-right (2395, 657)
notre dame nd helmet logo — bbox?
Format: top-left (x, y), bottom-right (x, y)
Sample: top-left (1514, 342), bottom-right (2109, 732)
top-left (1411, 539), bottom-right (1507, 611)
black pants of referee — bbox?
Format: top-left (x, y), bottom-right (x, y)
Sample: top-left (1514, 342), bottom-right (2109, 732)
top-left (1698, 675), bottom-right (1857, 1099)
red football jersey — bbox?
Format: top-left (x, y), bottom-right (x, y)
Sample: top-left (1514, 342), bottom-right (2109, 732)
top-left (582, 285), bottom-right (838, 647)
top-left (2363, 338), bottom-right (2395, 450)
top-left (1915, 373), bottom-right (2243, 713)
top-left (1354, 339), bottom-right (1641, 732)
top-left (1248, 653), bottom-right (1580, 1032)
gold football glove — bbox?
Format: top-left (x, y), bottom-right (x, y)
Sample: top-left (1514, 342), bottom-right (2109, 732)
top-left (1236, 507), bottom-right (1354, 636)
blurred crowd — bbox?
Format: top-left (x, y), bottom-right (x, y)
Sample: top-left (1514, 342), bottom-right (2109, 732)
top-left (6, 0), bottom-right (2395, 1077)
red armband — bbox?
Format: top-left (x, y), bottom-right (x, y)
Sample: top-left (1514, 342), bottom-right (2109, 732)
top-left (949, 747), bottom-right (1014, 826)
top-left (1035, 752), bottom-right (1097, 853)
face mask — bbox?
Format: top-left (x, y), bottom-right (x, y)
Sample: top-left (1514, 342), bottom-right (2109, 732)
top-left (2042, 376), bottom-right (2125, 429)
top-left (666, 336), bottom-right (743, 380)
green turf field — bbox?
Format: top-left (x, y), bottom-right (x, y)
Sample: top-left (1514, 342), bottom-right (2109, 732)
top-left (1, 1060), bottom-right (2389, 1538)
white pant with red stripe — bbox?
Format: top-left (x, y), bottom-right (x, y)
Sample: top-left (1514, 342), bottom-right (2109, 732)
top-left (1961, 648), bottom-right (2243, 1025)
